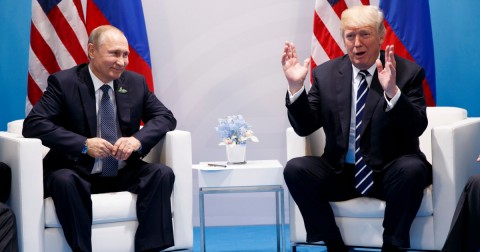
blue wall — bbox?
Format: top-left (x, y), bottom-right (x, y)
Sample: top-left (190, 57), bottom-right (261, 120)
top-left (0, 0), bottom-right (478, 131)
top-left (430, 0), bottom-right (480, 115)
top-left (0, 0), bottom-right (31, 129)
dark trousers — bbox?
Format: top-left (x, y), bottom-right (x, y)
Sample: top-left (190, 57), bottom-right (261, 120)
top-left (0, 162), bottom-right (18, 251)
top-left (284, 155), bottom-right (431, 248)
top-left (45, 160), bottom-right (175, 252)
top-left (0, 203), bottom-right (18, 252)
top-left (0, 162), bottom-right (11, 204)
top-left (442, 174), bottom-right (480, 252)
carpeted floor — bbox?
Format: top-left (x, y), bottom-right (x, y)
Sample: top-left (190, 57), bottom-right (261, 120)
top-left (193, 224), bottom-right (326, 252)
top-left (192, 225), bottom-right (385, 251)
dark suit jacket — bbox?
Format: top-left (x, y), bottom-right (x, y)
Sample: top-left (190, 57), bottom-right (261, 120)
top-left (23, 63), bottom-right (177, 178)
top-left (286, 52), bottom-right (430, 172)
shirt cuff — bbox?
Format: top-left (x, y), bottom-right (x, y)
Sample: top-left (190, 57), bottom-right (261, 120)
top-left (288, 86), bottom-right (305, 104)
top-left (384, 89), bottom-right (401, 111)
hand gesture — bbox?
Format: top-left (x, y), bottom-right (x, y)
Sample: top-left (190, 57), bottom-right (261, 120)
top-left (85, 136), bottom-right (141, 160)
top-left (281, 41), bottom-right (310, 94)
top-left (376, 45), bottom-right (398, 98)
top-left (85, 137), bottom-right (115, 158)
top-left (112, 136), bottom-right (141, 160)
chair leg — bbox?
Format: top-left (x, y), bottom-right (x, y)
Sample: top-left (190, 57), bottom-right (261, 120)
top-left (291, 244), bottom-right (297, 252)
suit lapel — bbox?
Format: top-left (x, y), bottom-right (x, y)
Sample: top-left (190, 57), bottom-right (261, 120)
top-left (113, 76), bottom-right (131, 135)
top-left (78, 65), bottom-right (97, 137)
top-left (362, 52), bottom-right (385, 134)
top-left (336, 58), bottom-right (354, 141)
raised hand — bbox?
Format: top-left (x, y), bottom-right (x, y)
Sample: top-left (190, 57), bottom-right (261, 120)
top-left (281, 41), bottom-right (310, 94)
top-left (376, 45), bottom-right (398, 98)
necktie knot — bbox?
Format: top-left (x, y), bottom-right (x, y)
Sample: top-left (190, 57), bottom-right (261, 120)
top-left (358, 70), bottom-right (369, 79)
top-left (100, 85), bottom-right (111, 97)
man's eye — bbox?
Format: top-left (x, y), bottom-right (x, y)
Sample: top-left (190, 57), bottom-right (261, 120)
top-left (360, 32), bottom-right (371, 38)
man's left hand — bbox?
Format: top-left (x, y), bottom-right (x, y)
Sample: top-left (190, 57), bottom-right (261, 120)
top-left (376, 44), bottom-right (398, 99)
top-left (112, 136), bottom-right (142, 160)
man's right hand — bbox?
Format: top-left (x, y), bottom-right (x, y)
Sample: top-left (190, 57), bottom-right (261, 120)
top-left (85, 137), bottom-right (115, 159)
top-left (281, 41), bottom-right (310, 94)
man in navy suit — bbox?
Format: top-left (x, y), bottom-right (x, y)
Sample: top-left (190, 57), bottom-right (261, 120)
top-left (281, 5), bottom-right (431, 252)
top-left (23, 25), bottom-right (177, 252)
top-left (0, 162), bottom-right (18, 251)
top-left (442, 154), bottom-right (480, 252)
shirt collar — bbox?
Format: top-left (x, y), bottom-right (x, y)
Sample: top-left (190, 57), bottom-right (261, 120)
top-left (351, 53), bottom-right (380, 79)
top-left (352, 63), bottom-right (377, 80)
top-left (88, 65), bottom-right (114, 91)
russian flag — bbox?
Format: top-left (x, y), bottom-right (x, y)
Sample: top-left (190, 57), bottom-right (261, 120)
top-left (86, 0), bottom-right (154, 91)
top-left (380, 0), bottom-right (436, 106)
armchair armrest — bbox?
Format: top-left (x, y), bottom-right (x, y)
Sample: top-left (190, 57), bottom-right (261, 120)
top-left (0, 132), bottom-right (44, 252)
top-left (286, 128), bottom-right (307, 160)
top-left (143, 130), bottom-right (193, 249)
top-left (430, 117), bottom-right (480, 248)
top-left (286, 127), bottom-right (326, 161)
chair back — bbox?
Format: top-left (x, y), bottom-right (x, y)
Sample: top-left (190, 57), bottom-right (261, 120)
top-left (300, 107), bottom-right (468, 163)
top-left (420, 107), bottom-right (466, 163)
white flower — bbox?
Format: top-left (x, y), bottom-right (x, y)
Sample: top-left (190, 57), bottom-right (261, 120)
top-left (215, 115), bottom-right (259, 145)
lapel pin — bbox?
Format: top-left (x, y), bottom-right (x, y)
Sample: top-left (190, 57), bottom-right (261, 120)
top-left (118, 87), bottom-right (128, 94)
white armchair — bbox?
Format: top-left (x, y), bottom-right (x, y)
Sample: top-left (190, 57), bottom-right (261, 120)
top-left (286, 107), bottom-right (480, 251)
top-left (0, 119), bottom-right (193, 252)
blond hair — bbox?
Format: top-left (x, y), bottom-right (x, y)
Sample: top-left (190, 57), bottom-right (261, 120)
top-left (340, 5), bottom-right (385, 37)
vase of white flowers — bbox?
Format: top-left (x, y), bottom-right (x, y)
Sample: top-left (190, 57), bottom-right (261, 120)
top-left (215, 115), bottom-right (259, 164)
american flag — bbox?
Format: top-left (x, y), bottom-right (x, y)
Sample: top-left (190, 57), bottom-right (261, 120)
top-left (27, 0), bottom-right (89, 113)
top-left (310, 0), bottom-right (436, 106)
top-left (26, 0), bottom-right (153, 114)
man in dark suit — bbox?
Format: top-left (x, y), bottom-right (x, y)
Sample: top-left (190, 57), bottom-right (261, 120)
top-left (23, 25), bottom-right (177, 252)
top-left (442, 154), bottom-right (480, 252)
top-left (281, 5), bottom-right (431, 252)
top-left (0, 162), bottom-right (18, 251)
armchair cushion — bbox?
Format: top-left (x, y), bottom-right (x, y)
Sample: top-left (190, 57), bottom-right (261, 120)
top-left (331, 185), bottom-right (433, 218)
top-left (44, 192), bottom-right (137, 228)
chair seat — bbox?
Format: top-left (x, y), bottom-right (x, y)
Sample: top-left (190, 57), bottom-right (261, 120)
top-left (45, 191), bottom-right (137, 228)
top-left (330, 185), bottom-right (433, 218)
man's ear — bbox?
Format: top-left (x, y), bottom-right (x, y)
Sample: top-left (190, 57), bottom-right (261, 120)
top-left (87, 43), bottom-right (95, 59)
top-left (379, 33), bottom-right (386, 47)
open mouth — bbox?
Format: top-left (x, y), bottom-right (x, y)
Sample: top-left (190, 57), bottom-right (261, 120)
top-left (355, 51), bottom-right (366, 57)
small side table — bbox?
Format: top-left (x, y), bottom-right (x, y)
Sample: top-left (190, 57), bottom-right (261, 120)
top-left (193, 160), bottom-right (286, 252)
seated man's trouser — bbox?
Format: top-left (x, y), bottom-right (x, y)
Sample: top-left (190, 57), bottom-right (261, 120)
top-left (0, 161), bottom-right (18, 251)
top-left (0, 203), bottom-right (18, 251)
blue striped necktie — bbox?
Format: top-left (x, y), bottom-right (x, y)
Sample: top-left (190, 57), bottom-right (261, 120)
top-left (355, 70), bottom-right (373, 195)
top-left (100, 85), bottom-right (118, 177)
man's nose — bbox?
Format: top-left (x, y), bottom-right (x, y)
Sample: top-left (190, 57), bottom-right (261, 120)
top-left (116, 57), bottom-right (127, 66)
top-left (354, 35), bottom-right (363, 46)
